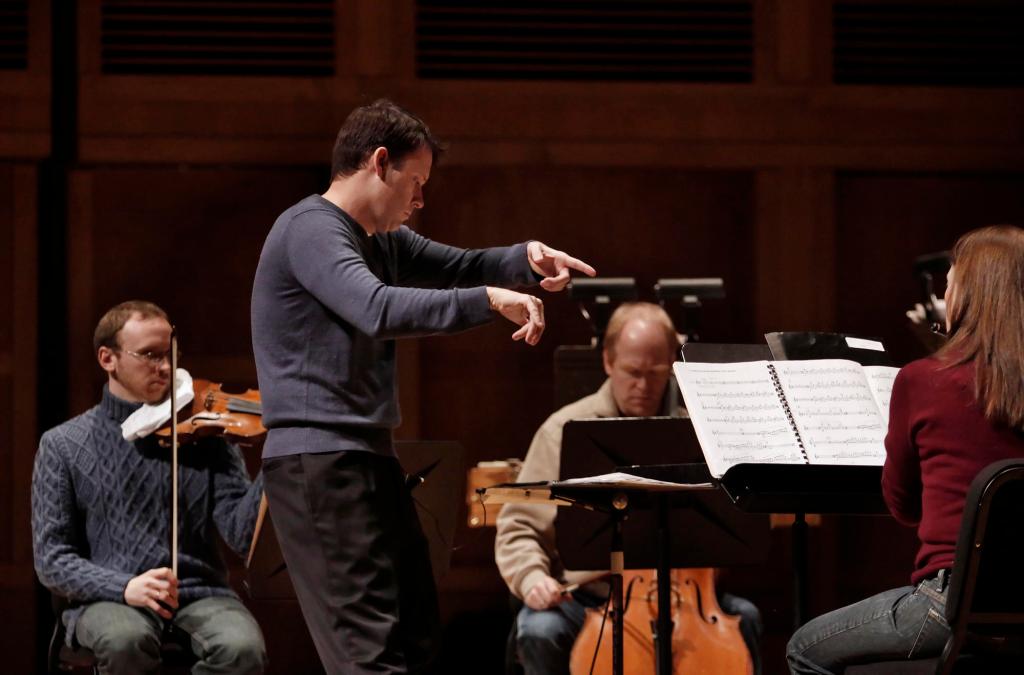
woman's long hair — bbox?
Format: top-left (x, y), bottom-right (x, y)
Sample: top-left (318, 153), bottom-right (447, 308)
top-left (939, 224), bottom-right (1024, 428)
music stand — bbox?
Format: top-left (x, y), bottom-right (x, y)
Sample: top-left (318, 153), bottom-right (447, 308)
top-left (556, 418), bottom-right (769, 674)
top-left (765, 331), bottom-right (893, 367)
top-left (245, 440), bottom-right (465, 600)
top-left (557, 418), bottom-right (768, 570)
top-left (682, 340), bottom-right (890, 627)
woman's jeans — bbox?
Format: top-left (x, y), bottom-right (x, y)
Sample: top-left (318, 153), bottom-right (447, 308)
top-left (787, 570), bottom-right (951, 675)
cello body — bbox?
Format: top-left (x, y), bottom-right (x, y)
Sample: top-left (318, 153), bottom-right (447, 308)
top-left (569, 568), bottom-right (752, 675)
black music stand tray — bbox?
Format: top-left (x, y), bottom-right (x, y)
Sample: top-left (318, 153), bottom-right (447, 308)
top-left (555, 418), bottom-right (769, 675)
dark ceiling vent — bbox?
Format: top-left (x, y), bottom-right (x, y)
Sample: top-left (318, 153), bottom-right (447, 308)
top-left (100, 0), bottom-right (335, 76)
top-left (416, 0), bottom-right (753, 82)
top-left (0, 0), bottom-right (28, 70)
top-left (835, 1), bottom-right (1024, 87)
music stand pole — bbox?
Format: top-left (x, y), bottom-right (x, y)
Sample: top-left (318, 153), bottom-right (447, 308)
top-left (793, 511), bottom-right (809, 628)
top-left (655, 495), bottom-right (672, 674)
top-left (610, 493), bottom-right (627, 675)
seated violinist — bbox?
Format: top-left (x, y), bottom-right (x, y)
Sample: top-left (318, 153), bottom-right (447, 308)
top-left (495, 302), bottom-right (763, 675)
top-left (32, 300), bottom-right (267, 675)
top-left (786, 225), bottom-right (1024, 673)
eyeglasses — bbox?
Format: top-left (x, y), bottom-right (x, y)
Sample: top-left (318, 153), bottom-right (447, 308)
top-left (117, 348), bottom-right (180, 367)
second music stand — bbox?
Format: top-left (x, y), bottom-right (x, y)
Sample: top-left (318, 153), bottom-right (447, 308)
top-left (557, 417), bottom-right (769, 674)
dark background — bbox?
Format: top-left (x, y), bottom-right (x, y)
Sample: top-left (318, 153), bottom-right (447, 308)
top-left (2, 1), bottom-right (1024, 672)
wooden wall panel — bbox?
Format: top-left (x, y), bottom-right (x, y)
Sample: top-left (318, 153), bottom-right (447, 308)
top-left (414, 167), bottom-right (756, 467)
top-left (755, 168), bottom-right (837, 333)
top-left (76, 79), bottom-right (1024, 171)
top-left (0, 163), bottom-right (38, 569)
top-left (65, 167), bottom-right (326, 414)
top-left (0, 165), bottom-right (14, 565)
top-left (0, 163), bottom-right (38, 675)
top-left (836, 172), bottom-right (1024, 365)
top-left (0, 0), bottom-right (50, 159)
top-left (73, 0), bottom-right (1024, 171)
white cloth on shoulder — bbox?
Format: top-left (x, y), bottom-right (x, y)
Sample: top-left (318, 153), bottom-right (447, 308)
top-left (121, 368), bottom-right (195, 441)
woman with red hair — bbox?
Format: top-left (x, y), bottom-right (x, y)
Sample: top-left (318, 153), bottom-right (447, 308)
top-left (787, 225), bottom-right (1024, 674)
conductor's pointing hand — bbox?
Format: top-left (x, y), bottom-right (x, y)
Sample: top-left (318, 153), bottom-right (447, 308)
top-left (527, 241), bottom-right (597, 292)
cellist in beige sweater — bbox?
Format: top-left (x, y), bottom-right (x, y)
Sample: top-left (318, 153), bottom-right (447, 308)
top-left (494, 302), bottom-right (763, 675)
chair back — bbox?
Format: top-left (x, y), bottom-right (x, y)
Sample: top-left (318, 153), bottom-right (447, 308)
top-left (945, 458), bottom-right (1024, 631)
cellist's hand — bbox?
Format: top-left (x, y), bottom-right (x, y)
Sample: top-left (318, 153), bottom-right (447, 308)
top-left (524, 574), bottom-right (567, 611)
top-left (124, 567), bottom-right (179, 619)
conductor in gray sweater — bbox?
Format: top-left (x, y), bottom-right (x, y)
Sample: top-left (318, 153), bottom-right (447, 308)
top-left (251, 98), bottom-right (595, 674)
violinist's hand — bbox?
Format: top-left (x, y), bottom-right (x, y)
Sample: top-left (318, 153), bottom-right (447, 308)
top-left (124, 567), bottom-right (179, 619)
top-left (487, 287), bottom-right (545, 346)
top-left (524, 574), bottom-right (567, 611)
top-left (527, 241), bottom-right (597, 292)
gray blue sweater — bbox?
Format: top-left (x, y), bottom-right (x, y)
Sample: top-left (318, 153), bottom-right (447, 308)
top-left (32, 386), bottom-right (263, 639)
top-left (251, 194), bottom-right (537, 459)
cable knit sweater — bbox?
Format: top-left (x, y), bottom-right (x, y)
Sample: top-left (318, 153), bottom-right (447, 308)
top-left (32, 385), bottom-right (264, 640)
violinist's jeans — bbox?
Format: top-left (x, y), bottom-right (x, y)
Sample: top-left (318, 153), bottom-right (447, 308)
top-left (515, 590), bottom-right (763, 675)
top-left (74, 596), bottom-right (267, 675)
top-left (786, 572), bottom-right (950, 675)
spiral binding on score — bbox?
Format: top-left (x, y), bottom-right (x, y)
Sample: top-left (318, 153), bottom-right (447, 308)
top-left (767, 363), bottom-right (810, 464)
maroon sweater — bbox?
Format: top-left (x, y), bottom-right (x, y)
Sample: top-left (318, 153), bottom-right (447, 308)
top-left (883, 357), bottom-right (1024, 584)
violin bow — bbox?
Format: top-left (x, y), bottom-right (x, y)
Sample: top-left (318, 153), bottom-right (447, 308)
top-left (170, 329), bottom-right (179, 578)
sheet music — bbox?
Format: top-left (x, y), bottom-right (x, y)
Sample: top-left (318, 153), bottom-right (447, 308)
top-left (864, 366), bottom-right (899, 421)
top-left (772, 360), bottom-right (886, 465)
top-left (674, 361), bottom-right (808, 478)
top-left (554, 472), bottom-right (714, 491)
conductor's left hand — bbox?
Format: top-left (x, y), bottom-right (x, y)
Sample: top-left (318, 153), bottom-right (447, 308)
top-left (487, 287), bottom-right (545, 346)
top-left (527, 241), bottom-right (597, 292)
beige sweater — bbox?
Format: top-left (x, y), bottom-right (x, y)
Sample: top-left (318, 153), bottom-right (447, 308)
top-left (494, 381), bottom-right (621, 600)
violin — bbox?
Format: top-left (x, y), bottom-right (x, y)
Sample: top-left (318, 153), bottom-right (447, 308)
top-left (569, 568), bottom-right (752, 675)
top-left (155, 378), bottom-right (266, 449)
top-left (160, 336), bottom-right (265, 583)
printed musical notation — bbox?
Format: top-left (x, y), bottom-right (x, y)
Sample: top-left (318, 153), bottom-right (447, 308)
top-left (772, 360), bottom-right (895, 465)
top-left (674, 361), bottom-right (808, 478)
top-left (864, 367), bottom-right (896, 419)
top-left (675, 359), bottom-right (901, 476)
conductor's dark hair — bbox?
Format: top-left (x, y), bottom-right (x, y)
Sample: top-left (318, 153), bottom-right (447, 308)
top-left (330, 99), bottom-right (443, 179)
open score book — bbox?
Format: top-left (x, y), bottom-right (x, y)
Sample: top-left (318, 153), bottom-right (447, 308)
top-left (673, 360), bottom-right (899, 479)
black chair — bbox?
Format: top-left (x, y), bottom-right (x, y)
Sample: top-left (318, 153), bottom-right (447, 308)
top-left (48, 594), bottom-right (197, 674)
top-left (846, 458), bottom-right (1024, 675)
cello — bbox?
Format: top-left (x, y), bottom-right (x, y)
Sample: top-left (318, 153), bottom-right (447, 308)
top-left (569, 567), bottom-right (752, 675)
